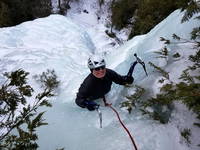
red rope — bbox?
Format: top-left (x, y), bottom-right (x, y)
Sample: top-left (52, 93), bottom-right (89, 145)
top-left (109, 105), bottom-right (138, 150)
top-left (103, 97), bottom-right (138, 150)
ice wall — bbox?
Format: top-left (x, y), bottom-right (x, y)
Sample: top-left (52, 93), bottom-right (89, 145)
top-left (0, 10), bottom-right (199, 150)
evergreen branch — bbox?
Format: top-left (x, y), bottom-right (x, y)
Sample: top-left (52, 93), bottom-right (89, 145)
top-left (154, 47), bottom-right (168, 58)
top-left (0, 69), bottom-right (60, 148)
top-left (194, 122), bottom-right (200, 127)
top-left (195, 15), bottom-right (200, 20)
top-left (179, 69), bottom-right (194, 84)
top-left (172, 35), bottom-right (198, 44)
top-left (149, 62), bottom-right (170, 80)
top-left (172, 34), bottom-right (181, 40)
top-left (181, 0), bottom-right (200, 23)
top-left (191, 27), bottom-right (200, 40)
top-left (121, 85), bottom-right (145, 113)
top-left (160, 37), bottom-right (170, 44)
top-left (0, 96), bottom-right (48, 141)
top-left (162, 34), bottom-right (199, 45)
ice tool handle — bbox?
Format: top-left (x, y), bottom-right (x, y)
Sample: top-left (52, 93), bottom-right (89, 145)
top-left (96, 107), bottom-right (102, 128)
top-left (127, 53), bottom-right (148, 77)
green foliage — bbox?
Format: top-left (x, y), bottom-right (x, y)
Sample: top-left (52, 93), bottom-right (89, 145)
top-left (141, 83), bottom-right (175, 124)
top-left (186, 2), bottom-right (200, 42)
top-left (0, 1), bottom-right (12, 26)
top-left (181, 128), bottom-right (191, 145)
top-left (194, 122), bottom-right (200, 127)
top-left (181, 0), bottom-right (200, 23)
top-left (121, 85), bottom-right (145, 114)
top-left (111, 0), bottom-right (138, 30)
top-left (191, 27), bottom-right (200, 40)
top-left (179, 69), bottom-right (194, 84)
top-left (145, 47), bottom-right (200, 124)
top-left (129, 0), bottom-right (189, 38)
top-left (34, 69), bottom-right (59, 93)
top-left (0, 0), bottom-right (52, 27)
top-left (176, 81), bottom-right (200, 116)
top-left (31, 0), bottom-right (52, 18)
top-left (173, 52), bottom-right (181, 58)
top-left (189, 49), bottom-right (200, 68)
top-left (160, 37), bottom-right (171, 44)
top-left (154, 47), bottom-right (169, 59)
top-left (98, 0), bottom-right (105, 8)
top-left (0, 69), bottom-right (60, 149)
top-left (56, 148), bottom-right (65, 150)
top-left (173, 34), bottom-right (181, 40)
top-left (120, 0), bottom-right (200, 127)
top-left (105, 30), bottom-right (116, 38)
top-left (112, 0), bottom-right (200, 127)
top-left (57, 0), bottom-right (79, 15)
top-left (175, 51), bottom-right (200, 118)
top-left (144, 4), bottom-right (200, 124)
top-left (142, 32), bottom-right (200, 123)
top-left (177, 37), bottom-right (200, 118)
top-left (149, 62), bottom-right (170, 80)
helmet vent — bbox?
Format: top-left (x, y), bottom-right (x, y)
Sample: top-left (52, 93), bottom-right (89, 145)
top-left (87, 55), bottom-right (106, 69)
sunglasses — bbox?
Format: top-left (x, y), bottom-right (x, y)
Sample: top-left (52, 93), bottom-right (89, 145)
top-left (94, 65), bottom-right (105, 71)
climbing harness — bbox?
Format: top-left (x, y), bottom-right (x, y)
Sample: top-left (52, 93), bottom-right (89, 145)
top-left (103, 97), bottom-right (138, 150)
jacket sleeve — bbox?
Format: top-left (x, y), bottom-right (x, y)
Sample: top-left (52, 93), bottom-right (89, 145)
top-left (75, 97), bottom-right (86, 108)
top-left (108, 69), bottom-right (133, 85)
top-left (75, 79), bottom-right (90, 108)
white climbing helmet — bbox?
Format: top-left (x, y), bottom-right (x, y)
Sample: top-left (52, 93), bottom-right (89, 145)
top-left (88, 55), bottom-right (106, 69)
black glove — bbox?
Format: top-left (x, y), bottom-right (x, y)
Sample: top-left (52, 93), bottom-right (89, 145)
top-left (124, 75), bottom-right (134, 84)
top-left (83, 100), bottom-right (99, 111)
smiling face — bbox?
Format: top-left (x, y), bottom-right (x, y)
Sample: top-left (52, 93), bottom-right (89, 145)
top-left (92, 66), bottom-right (106, 78)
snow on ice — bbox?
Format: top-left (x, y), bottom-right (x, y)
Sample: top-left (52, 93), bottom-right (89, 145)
top-left (0, 9), bottom-right (199, 150)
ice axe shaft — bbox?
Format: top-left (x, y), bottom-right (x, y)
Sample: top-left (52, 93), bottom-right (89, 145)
top-left (134, 53), bottom-right (148, 76)
top-left (96, 108), bottom-right (102, 128)
top-left (127, 53), bottom-right (148, 77)
top-left (127, 61), bottom-right (137, 77)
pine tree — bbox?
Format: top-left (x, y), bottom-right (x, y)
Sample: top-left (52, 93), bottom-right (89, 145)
top-left (111, 0), bottom-right (138, 30)
top-left (0, 1), bottom-right (12, 27)
top-left (143, 0), bottom-right (200, 124)
top-left (121, 85), bottom-right (145, 114)
top-left (129, 0), bottom-right (190, 38)
top-left (0, 69), bottom-right (59, 149)
top-left (0, 0), bottom-right (52, 27)
top-left (181, 0), bottom-right (200, 23)
top-left (57, 0), bottom-right (79, 15)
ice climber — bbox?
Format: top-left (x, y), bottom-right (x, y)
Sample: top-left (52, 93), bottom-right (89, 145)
top-left (75, 54), bottom-right (135, 111)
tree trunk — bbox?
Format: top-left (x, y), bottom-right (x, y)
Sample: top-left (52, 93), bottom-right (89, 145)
top-left (58, 0), bottom-right (61, 9)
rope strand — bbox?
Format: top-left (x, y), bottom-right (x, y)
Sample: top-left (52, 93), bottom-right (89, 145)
top-left (103, 97), bottom-right (138, 150)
